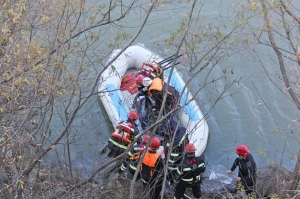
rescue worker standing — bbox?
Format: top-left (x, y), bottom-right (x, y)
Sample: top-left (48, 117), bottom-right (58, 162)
top-left (107, 111), bottom-right (140, 157)
top-left (174, 143), bottom-right (205, 199)
top-left (226, 144), bottom-right (257, 196)
top-left (141, 137), bottom-right (164, 199)
top-left (117, 134), bottom-right (151, 178)
top-left (165, 120), bottom-right (189, 185)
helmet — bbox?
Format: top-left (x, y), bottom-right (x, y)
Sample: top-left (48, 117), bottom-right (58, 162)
top-left (150, 137), bottom-right (161, 149)
top-left (127, 111), bottom-right (139, 120)
top-left (142, 77), bottom-right (153, 87)
top-left (142, 135), bottom-right (151, 144)
top-left (136, 75), bottom-right (144, 86)
top-left (236, 144), bottom-right (249, 156)
top-left (185, 143), bottom-right (196, 154)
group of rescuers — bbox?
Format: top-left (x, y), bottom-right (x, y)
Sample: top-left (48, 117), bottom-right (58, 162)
top-left (107, 61), bottom-right (257, 199)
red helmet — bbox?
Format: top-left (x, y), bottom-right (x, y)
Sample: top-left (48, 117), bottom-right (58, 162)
top-left (236, 144), bottom-right (249, 156)
top-left (150, 137), bottom-right (161, 149)
top-left (136, 75), bottom-right (144, 86)
top-left (185, 143), bottom-right (196, 153)
top-left (127, 111), bottom-right (139, 120)
top-left (142, 135), bottom-right (151, 144)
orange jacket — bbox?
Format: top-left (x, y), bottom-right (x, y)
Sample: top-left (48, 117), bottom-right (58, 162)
top-left (148, 78), bottom-right (163, 96)
top-left (141, 150), bottom-right (161, 178)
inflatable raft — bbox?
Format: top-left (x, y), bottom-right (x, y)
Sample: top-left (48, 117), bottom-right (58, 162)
top-left (98, 44), bottom-right (209, 156)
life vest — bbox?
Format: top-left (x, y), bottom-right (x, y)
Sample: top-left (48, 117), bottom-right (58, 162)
top-left (148, 78), bottom-right (179, 107)
top-left (148, 78), bottom-right (163, 96)
top-left (111, 122), bottom-right (134, 144)
top-left (139, 62), bottom-right (162, 78)
top-left (141, 150), bottom-right (161, 177)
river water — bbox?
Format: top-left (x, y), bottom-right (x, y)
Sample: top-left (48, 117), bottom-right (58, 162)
top-left (59, 0), bottom-right (299, 177)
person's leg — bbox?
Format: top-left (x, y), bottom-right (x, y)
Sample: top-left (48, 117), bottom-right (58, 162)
top-left (174, 181), bottom-right (187, 199)
top-left (191, 183), bottom-right (201, 199)
top-left (242, 179), bottom-right (255, 196)
top-left (151, 178), bottom-right (163, 199)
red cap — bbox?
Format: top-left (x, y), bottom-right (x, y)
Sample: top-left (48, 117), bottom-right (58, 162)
top-left (150, 137), bottom-right (161, 149)
top-left (127, 111), bottom-right (139, 120)
top-left (236, 144), bottom-right (249, 156)
top-left (184, 143), bottom-right (196, 153)
top-left (136, 75), bottom-right (144, 86)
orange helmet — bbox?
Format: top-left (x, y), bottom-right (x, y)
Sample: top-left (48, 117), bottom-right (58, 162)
top-left (236, 144), bottom-right (249, 156)
top-left (127, 111), bottom-right (139, 120)
top-left (142, 135), bottom-right (151, 144)
top-left (150, 137), bottom-right (161, 149)
top-left (136, 75), bottom-right (144, 86)
top-left (185, 143), bottom-right (196, 154)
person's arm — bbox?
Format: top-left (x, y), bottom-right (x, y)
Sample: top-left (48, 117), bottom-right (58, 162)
top-left (199, 158), bottom-right (206, 173)
top-left (130, 127), bottom-right (140, 142)
top-left (227, 158), bottom-right (239, 176)
top-left (230, 158), bottom-right (239, 171)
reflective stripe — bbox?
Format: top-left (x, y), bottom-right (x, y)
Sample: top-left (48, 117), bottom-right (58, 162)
top-left (177, 168), bottom-right (182, 175)
top-left (120, 164), bottom-right (127, 171)
top-left (183, 167), bottom-right (192, 171)
top-left (168, 159), bottom-right (176, 163)
top-left (178, 131), bottom-right (188, 146)
top-left (198, 163), bottom-right (205, 168)
top-left (168, 167), bottom-right (177, 170)
top-left (129, 164), bottom-right (137, 171)
top-left (182, 177), bottom-right (193, 182)
top-left (134, 133), bottom-right (141, 139)
top-left (142, 178), bottom-right (148, 184)
top-left (182, 175), bottom-right (201, 182)
top-left (109, 138), bottom-right (127, 150)
top-left (171, 153), bottom-right (179, 157)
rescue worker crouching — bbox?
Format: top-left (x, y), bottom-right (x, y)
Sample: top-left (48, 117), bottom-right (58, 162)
top-left (174, 143), bottom-right (205, 199)
top-left (108, 111), bottom-right (140, 157)
top-left (147, 77), bottom-right (179, 113)
top-left (226, 144), bottom-right (257, 197)
top-left (117, 134), bottom-right (151, 179)
top-left (135, 74), bottom-right (149, 96)
top-left (141, 137), bottom-right (164, 199)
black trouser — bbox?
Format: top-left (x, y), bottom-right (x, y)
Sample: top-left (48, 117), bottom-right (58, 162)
top-left (166, 148), bottom-right (183, 184)
top-left (174, 180), bottom-right (201, 199)
top-left (142, 177), bottom-right (163, 199)
top-left (241, 178), bottom-right (256, 195)
top-left (128, 164), bottom-right (141, 180)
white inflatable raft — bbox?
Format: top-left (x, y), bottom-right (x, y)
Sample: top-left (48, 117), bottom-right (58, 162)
top-left (98, 44), bottom-right (209, 156)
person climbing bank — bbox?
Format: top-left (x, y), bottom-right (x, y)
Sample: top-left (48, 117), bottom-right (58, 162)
top-left (226, 144), bottom-right (257, 196)
top-left (140, 137), bottom-right (164, 199)
top-left (117, 134), bottom-right (151, 178)
top-left (107, 111), bottom-right (140, 157)
top-left (174, 143), bottom-right (206, 199)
